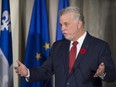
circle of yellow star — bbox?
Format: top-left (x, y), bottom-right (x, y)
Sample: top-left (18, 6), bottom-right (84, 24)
top-left (36, 53), bottom-right (41, 60)
top-left (43, 43), bottom-right (50, 50)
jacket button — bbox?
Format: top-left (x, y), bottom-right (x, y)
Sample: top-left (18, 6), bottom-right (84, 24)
top-left (66, 82), bottom-right (70, 85)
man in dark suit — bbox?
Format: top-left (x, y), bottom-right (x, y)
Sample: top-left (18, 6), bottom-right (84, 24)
top-left (15, 6), bottom-right (116, 87)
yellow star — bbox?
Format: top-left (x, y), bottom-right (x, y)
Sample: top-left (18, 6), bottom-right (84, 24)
top-left (36, 53), bottom-right (41, 60)
top-left (43, 43), bottom-right (50, 50)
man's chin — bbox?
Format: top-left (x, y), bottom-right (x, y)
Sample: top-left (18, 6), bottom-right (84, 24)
top-left (64, 36), bottom-right (72, 41)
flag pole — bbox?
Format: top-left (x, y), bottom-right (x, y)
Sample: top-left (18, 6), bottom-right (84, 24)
top-left (10, 0), bottom-right (20, 87)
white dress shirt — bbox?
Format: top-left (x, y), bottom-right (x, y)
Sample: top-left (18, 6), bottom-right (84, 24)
top-left (70, 31), bottom-right (87, 59)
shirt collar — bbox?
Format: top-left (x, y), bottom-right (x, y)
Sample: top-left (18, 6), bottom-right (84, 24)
top-left (78, 31), bottom-right (87, 45)
top-left (70, 31), bottom-right (87, 45)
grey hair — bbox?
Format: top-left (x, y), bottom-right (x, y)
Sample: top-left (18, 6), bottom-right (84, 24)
top-left (59, 6), bottom-right (85, 24)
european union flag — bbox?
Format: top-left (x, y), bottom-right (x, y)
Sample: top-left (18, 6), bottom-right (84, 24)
top-left (0, 0), bottom-right (13, 87)
top-left (21, 0), bottom-right (51, 87)
top-left (56, 0), bottom-right (70, 40)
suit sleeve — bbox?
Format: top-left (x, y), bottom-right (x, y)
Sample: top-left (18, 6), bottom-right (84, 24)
top-left (28, 44), bottom-right (55, 82)
top-left (99, 43), bottom-right (116, 82)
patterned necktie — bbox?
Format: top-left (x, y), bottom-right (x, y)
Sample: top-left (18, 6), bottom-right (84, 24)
top-left (69, 41), bottom-right (78, 73)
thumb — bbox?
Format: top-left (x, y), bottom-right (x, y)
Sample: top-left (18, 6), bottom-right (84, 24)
top-left (99, 62), bottom-right (104, 67)
top-left (17, 60), bottom-right (23, 66)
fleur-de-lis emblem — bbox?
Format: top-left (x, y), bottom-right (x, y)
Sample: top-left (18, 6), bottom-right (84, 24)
top-left (1, 11), bottom-right (11, 32)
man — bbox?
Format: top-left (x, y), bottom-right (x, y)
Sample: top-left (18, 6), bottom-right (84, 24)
top-left (15, 7), bottom-right (116, 87)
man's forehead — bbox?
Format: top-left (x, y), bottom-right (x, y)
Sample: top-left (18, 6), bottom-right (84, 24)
top-left (61, 11), bottom-right (74, 17)
top-left (60, 12), bottom-right (74, 20)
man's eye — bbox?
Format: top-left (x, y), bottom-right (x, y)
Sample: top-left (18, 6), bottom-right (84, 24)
top-left (64, 23), bottom-right (69, 26)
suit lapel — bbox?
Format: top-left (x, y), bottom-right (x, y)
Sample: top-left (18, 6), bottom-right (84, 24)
top-left (73, 33), bottom-right (91, 72)
top-left (63, 33), bottom-right (92, 78)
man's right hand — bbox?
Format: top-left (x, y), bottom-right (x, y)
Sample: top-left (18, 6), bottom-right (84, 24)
top-left (14, 60), bottom-right (28, 77)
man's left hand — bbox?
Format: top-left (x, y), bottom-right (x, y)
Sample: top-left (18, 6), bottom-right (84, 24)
top-left (94, 62), bottom-right (105, 77)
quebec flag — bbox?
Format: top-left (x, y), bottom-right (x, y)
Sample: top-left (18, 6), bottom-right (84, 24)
top-left (21, 0), bottom-right (52, 87)
top-left (0, 0), bottom-right (13, 87)
top-left (56, 0), bottom-right (69, 40)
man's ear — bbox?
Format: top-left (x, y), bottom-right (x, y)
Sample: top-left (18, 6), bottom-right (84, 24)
top-left (77, 20), bottom-right (83, 29)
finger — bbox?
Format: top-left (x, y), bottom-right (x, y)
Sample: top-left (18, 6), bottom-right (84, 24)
top-left (94, 63), bottom-right (105, 77)
top-left (15, 68), bottom-right (20, 74)
top-left (14, 66), bottom-right (19, 72)
top-left (15, 70), bottom-right (19, 73)
top-left (15, 66), bottom-right (21, 73)
top-left (14, 66), bottom-right (17, 69)
top-left (99, 62), bottom-right (105, 72)
top-left (93, 71), bottom-right (98, 77)
top-left (19, 69), bottom-right (24, 76)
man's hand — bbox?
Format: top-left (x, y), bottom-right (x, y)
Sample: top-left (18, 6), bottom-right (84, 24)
top-left (14, 60), bottom-right (28, 76)
top-left (94, 62), bottom-right (105, 77)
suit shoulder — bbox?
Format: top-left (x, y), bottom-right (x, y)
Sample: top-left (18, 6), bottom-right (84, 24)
top-left (50, 39), bottom-right (70, 53)
top-left (53, 38), bottom-right (69, 46)
top-left (89, 34), bottom-right (109, 47)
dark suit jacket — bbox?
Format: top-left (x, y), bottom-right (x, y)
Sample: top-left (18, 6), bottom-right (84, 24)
top-left (29, 33), bottom-right (116, 87)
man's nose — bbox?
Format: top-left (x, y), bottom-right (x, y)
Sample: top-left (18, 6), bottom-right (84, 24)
top-left (61, 25), bottom-right (66, 31)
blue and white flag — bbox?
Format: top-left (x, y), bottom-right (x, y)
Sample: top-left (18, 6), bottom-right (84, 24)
top-left (56, 0), bottom-right (70, 40)
top-left (0, 0), bottom-right (13, 87)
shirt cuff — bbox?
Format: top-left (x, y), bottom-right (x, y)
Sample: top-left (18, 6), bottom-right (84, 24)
top-left (25, 69), bottom-right (30, 82)
top-left (99, 73), bottom-right (106, 80)
top-left (25, 68), bottom-right (30, 77)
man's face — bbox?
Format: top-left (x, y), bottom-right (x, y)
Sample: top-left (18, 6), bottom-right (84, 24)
top-left (60, 12), bottom-right (81, 41)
